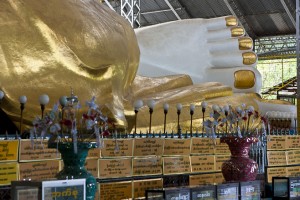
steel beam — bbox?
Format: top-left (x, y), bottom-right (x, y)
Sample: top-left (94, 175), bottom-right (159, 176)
top-left (296, 0), bottom-right (300, 133)
top-left (280, 0), bottom-right (296, 28)
top-left (121, 0), bottom-right (141, 28)
top-left (163, 0), bottom-right (181, 20)
top-left (104, 0), bottom-right (116, 11)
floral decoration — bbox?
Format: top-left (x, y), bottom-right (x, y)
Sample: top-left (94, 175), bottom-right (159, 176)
top-left (203, 103), bottom-right (268, 139)
top-left (30, 94), bottom-right (111, 152)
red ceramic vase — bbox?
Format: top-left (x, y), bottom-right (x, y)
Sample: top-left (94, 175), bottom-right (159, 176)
top-left (221, 136), bottom-right (258, 182)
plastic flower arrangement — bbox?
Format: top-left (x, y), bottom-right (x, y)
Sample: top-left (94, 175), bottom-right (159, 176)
top-left (203, 103), bottom-right (268, 139)
top-left (30, 94), bottom-right (109, 152)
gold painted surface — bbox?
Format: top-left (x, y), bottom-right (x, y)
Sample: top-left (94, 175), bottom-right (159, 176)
top-left (225, 16), bottom-right (238, 26)
top-left (231, 27), bottom-right (244, 37)
top-left (238, 37), bottom-right (253, 50)
top-left (0, 1), bottom-right (282, 135)
top-left (234, 70), bottom-right (256, 89)
top-left (131, 93), bottom-right (264, 133)
top-left (126, 82), bottom-right (233, 132)
top-left (0, 0), bottom-right (139, 127)
top-left (242, 52), bottom-right (257, 65)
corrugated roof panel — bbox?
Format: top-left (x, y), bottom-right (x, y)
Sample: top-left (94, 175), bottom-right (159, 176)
top-left (246, 13), bottom-right (293, 37)
top-left (141, 0), bottom-right (166, 12)
top-left (178, 0), bottom-right (230, 18)
top-left (142, 11), bottom-right (177, 25)
top-left (104, 0), bottom-right (297, 37)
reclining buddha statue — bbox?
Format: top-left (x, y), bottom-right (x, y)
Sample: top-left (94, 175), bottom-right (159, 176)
top-left (0, 0), bottom-right (296, 133)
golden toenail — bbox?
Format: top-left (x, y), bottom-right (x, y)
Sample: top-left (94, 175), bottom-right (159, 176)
top-left (242, 52), bottom-right (257, 65)
top-left (238, 37), bottom-right (253, 50)
top-left (225, 16), bottom-right (238, 26)
top-left (231, 27), bottom-right (244, 37)
top-left (234, 70), bottom-right (256, 89)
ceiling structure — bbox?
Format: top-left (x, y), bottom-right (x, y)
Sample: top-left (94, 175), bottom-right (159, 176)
top-left (102, 0), bottom-right (297, 59)
top-left (103, 0), bottom-right (296, 37)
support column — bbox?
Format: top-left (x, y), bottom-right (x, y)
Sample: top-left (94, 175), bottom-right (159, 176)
top-left (121, 0), bottom-right (141, 28)
top-left (296, 0), bottom-right (300, 133)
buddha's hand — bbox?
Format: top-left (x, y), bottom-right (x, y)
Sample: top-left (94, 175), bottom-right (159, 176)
top-left (135, 16), bottom-right (261, 93)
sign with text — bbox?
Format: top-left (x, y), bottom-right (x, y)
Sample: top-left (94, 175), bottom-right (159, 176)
top-left (99, 158), bottom-right (132, 178)
top-left (267, 167), bottom-right (287, 183)
top-left (217, 183), bottom-right (239, 200)
top-left (19, 140), bottom-right (59, 161)
top-left (189, 173), bottom-right (215, 186)
top-left (85, 159), bottom-right (99, 177)
top-left (100, 181), bottom-right (132, 200)
top-left (286, 166), bottom-right (300, 177)
top-left (191, 185), bottom-right (217, 200)
top-left (191, 138), bottom-right (215, 155)
top-left (87, 148), bottom-right (101, 159)
top-left (163, 156), bottom-right (191, 174)
top-left (133, 179), bottom-right (163, 199)
top-left (133, 157), bottom-right (162, 176)
top-left (286, 136), bottom-right (300, 149)
top-left (214, 173), bottom-right (225, 184)
top-left (214, 139), bottom-right (230, 155)
top-left (19, 160), bottom-right (60, 181)
top-left (286, 150), bottom-right (300, 165)
top-left (101, 139), bottom-right (133, 157)
top-left (17, 188), bottom-right (38, 200)
top-left (267, 151), bottom-right (287, 166)
top-left (215, 155), bottom-right (230, 171)
top-left (0, 140), bottom-right (19, 162)
top-left (0, 162), bottom-right (18, 185)
top-left (163, 139), bottom-right (191, 155)
top-left (267, 136), bottom-right (286, 150)
top-left (134, 138), bottom-right (164, 156)
top-left (191, 155), bottom-right (215, 172)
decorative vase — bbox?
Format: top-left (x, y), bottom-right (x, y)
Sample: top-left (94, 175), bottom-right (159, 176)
top-left (49, 142), bottom-right (97, 200)
top-left (221, 136), bottom-right (258, 182)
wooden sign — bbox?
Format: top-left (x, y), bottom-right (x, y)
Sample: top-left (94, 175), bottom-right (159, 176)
top-left (0, 140), bottom-right (19, 162)
top-left (17, 188), bottom-right (38, 200)
top-left (191, 155), bottom-right (215, 172)
top-left (100, 181), bottom-right (132, 200)
top-left (189, 173), bottom-right (215, 186)
top-left (286, 166), bottom-right (300, 177)
top-left (191, 138), bottom-right (215, 154)
top-left (85, 159), bottom-right (99, 177)
top-left (163, 156), bottom-right (191, 174)
top-left (101, 139), bottom-right (133, 157)
top-left (133, 138), bottom-right (164, 156)
top-left (99, 158), bottom-right (132, 178)
top-left (267, 151), bottom-right (287, 166)
top-left (19, 160), bottom-right (60, 181)
top-left (286, 136), bottom-right (300, 149)
top-left (286, 150), bottom-right (300, 165)
top-left (292, 150), bottom-right (300, 164)
top-left (215, 155), bottom-right (230, 171)
top-left (267, 136), bottom-right (286, 150)
top-left (163, 139), bottom-right (191, 155)
top-left (133, 157), bottom-right (162, 176)
top-left (19, 140), bottom-right (59, 161)
top-left (87, 148), bottom-right (101, 159)
top-left (214, 139), bottom-right (230, 155)
top-left (0, 162), bottom-right (18, 185)
top-left (214, 173), bottom-right (225, 184)
top-left (133, 179), bottom-right (163, 199)
top-left (267, 167), bottom-right (287, 183)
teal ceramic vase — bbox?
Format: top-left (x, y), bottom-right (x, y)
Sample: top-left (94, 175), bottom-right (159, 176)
top-left (49, 142), bottom-right (97, 200)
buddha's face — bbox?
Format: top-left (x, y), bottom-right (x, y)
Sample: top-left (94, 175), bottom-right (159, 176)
top-left (0, 0), bottom-right (139, 126)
